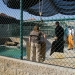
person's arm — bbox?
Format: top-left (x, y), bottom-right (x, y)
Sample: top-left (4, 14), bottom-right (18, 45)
top-left (41, 31), bottom-right (46, 41)
top-left (54, 28), bottom-right (58, 40)
top-left (29, 36), bottom-right (31, 46)
top-left (29, 31), bottom-right (32, 44)
top-left (43, 34), bottom-right (46, 41)
top-left (29, 36), bottom-right (30, 42)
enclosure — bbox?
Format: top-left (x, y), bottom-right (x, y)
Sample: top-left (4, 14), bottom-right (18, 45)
top-left (0, 0), bottom-right (75, 71)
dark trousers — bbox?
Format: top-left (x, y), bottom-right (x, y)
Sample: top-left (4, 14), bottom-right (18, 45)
top-left (50, 39), bottom-right (64, 55)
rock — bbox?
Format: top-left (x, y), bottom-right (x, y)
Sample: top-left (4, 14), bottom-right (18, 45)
top-left (5, 41), bottom-right (19, 46)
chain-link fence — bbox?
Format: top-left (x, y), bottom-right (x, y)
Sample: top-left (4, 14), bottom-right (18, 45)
top-left (0, 0), bottom-right (75, 69)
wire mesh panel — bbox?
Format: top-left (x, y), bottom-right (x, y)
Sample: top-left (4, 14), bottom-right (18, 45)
top-left (0, 0), bottom-right (75, 69)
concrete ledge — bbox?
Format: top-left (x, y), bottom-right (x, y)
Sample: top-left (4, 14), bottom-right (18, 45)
top-left (0, 56), bottom-right (75, 75)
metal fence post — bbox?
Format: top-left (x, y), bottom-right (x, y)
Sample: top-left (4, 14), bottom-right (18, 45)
top-left (20, 0), bottom-right (23, 60)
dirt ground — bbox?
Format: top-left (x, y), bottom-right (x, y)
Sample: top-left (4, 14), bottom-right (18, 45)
top-left (44, 42), bottom-right (75, 69)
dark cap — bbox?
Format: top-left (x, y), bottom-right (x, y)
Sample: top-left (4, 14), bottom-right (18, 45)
top-left (55, 21), bottom-right (59, 25)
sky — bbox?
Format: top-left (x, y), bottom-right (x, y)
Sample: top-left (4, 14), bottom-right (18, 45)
top-left (0, 0), bottom-right (75, 20)
top-left (0, 0), bottom-right (42, 20)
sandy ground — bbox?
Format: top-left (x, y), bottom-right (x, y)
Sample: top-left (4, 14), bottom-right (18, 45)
top-left (44, 38), bottom-right (75, 68)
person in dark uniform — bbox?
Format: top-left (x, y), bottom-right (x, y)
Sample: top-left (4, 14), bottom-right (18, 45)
top-left (50, 21), bottom-right (64, 55)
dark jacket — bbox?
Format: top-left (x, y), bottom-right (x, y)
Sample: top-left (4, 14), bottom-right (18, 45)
top-left (55, 25), bottom-right (64, 40)
top-left (30, 30), bottom-right (44, 43)
top-left (50, 25), bottom-right (64, 55)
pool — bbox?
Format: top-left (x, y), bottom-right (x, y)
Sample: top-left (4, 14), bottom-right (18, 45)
top-left (0, 46), bottom-right (26, 59)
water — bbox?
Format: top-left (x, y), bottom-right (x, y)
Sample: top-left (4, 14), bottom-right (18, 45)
top-left (0, 46), bottom-right (26, 59)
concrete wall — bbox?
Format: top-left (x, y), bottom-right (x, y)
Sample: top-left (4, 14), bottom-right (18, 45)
top-left (0, 56), bottom-right (75, 75)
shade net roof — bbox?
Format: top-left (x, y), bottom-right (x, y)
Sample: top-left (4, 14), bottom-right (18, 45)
top-left (2, 0), bottom-right (75, 17)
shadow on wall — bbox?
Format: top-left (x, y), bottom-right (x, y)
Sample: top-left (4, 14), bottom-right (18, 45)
top-left (46, 39), bottom-right (52, 52)
top-left (45, 37), bottom-right (54, 58)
